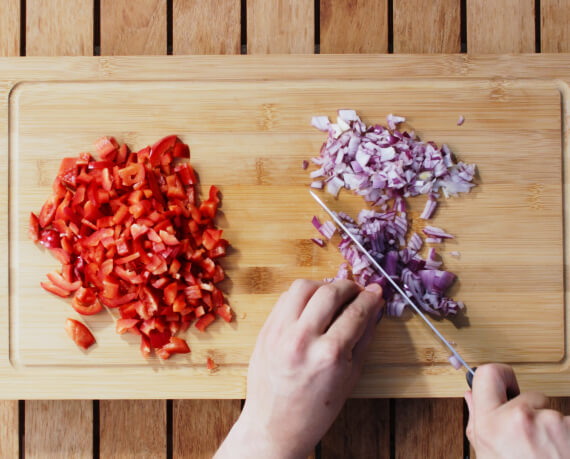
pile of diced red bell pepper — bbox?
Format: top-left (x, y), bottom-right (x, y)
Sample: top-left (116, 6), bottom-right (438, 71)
top-left (29, 135), bottom-right (232, 359)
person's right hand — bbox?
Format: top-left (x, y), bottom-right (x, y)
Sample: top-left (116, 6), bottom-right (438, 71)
top-left (464, 364), bottom-right (570, 458)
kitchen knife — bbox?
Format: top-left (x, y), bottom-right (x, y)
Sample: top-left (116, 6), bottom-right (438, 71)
top-left (310, 190), bottom-right (476, 385)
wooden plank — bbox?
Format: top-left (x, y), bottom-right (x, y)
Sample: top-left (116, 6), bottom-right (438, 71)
top-left (540, 0), bottom-right (569, 446)
top-left (541, 0), bottom-right (570, 52)
top-left (0, 401), bottom-right (18, 457)
top-left (319, 0), bottom-right (388, 53)
top-left (0, 0), bottom-right (19, 56)
top-left (99, 4), bottom-right (167, 456)
top-left (550, 396), bottom-right (570, 414)
top-left (467, 0), bottom-right (535, 53)
top-left (395, 399), bottom-right (463, 458)
top-left (172, 3), bottom-right (242, 456)
top-left (26, 0), bottom-right (93, 56)
top-left (100, 0), bottom-right (167, 55)
top-left (393, 0), bottom-right (460, 53)
top-left (247, 0), bottom-right (314, 54)
top-left (25, 3), bottom-right (93, 457)
top-left (100, 400), bottom-right (166, 459)
top-left (25, 401), bottom-right (92, 458)
top-left (173, 400), bottom-right (241, 458)
top-left (173, 0), bottom-right (241, 55)
top-left (321, 399), bottom-right (390, 458)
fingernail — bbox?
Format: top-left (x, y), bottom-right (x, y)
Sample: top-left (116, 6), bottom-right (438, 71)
top-left (365, 283), bottom-right (383, 295)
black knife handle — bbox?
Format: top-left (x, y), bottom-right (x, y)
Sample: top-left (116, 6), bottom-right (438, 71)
top-left (466, 366), bottom-right (476, 389)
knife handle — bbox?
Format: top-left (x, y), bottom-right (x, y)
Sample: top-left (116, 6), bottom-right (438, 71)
top-left (466, 366), bottom-right (476, 389)
top-left (465, 366), bottom-right (519, 401)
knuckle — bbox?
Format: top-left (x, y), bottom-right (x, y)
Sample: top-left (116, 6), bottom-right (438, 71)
top-left (289, 330), bottom-right (308, 354)
top-left (290, 278), bottom-right (311, 294)
top-left (539, 409), bottom-right (564, 426)
top-left (320, 340), bottom-right (343, 366)
top-left (317, 284), bottom-right (340, 303)
top-left (512, 405), bottom-right (534, 433)
top-left (283, 331), bottom-right (307, 367)
top-left (347, 300), bottom-right (368, 320)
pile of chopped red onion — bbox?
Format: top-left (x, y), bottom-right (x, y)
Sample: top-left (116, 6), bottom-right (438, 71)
top-left (309, 110), bottom-right (476, 318)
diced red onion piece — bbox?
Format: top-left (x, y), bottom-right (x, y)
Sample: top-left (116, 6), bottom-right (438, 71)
top-left (338, 110), bottom-right (360, 123)
top-left (311, 238), bottom-right (325, 247)
top-left (326, 177), bottom-right (344, 197)
top-left (387, 114), bottom-right (406, 130)
top-left (311, 116), bottom-right (330, 132)
top-left (450, 251), bottom-right (460, 257)
top-left (334, 263), bottom-right (349, 280)
top-left (302, 160), bottom-right (309, 170)
top-left (310, 167), bottom-right (324, 179)
top-left (448, 355), bottom-right (462, 370)
top-left (420, 196), bottom-right (438, 220)
top-left (457, 115), bottom-right (465, 126)
top-left (310, 181), bottom-right (324, 189)
top-left (425, 237), bottom-right (443, 244)
top-left (319, 221), bottom-right (337, 240)
top-left (423, 225), bottom-right (454, 239)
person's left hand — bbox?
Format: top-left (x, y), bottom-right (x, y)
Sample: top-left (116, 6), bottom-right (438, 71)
top-left (215, 279), bottom-right (385, 459)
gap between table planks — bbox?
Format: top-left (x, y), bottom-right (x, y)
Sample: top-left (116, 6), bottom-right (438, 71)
top-left (1, 1), bottom-right (569, 459)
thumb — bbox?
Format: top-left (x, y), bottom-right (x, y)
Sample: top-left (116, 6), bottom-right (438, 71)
top-left (472, 364), bottom-right (520, 414)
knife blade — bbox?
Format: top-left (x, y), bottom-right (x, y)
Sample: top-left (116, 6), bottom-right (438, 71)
top-left (310, 190), bottom-right (475, 379)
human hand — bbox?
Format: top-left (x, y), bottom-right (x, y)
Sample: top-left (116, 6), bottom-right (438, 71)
top-left (215, 279), bottom-right (385, 459)
top-left (465, 364), bottom-right (570, 458)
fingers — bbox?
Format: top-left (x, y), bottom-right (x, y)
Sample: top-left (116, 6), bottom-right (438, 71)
top-left (299, 280), bottom-right (362, 334)
top-left (509, 391), bottom-right (549, 411)
top-left (273, 279), bottom-right (323, 322)
top-left (326, 283), bottom-right (384, 353)
top-left (464, 390), bottom-right (474, 442)
top-left (472, 363), bottom-right (520, 414)
top-left (351, 307), bottom-right (379, 367)
top-left (464, 390), bottom-right (473, 414)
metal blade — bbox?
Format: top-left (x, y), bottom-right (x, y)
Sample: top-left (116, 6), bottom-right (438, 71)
top-left (310, 190), bottom-right (474, 376)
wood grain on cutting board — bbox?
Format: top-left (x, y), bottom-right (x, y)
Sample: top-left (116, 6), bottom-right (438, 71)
top-left (0, 55), bottom-right (569, 398)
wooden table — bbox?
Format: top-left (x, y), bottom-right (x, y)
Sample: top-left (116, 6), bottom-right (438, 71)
top-left (0, 1), bottom-right (569, 458)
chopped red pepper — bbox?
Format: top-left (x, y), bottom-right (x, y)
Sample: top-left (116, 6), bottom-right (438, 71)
top-left (30, 135), bottom-right (231, 359)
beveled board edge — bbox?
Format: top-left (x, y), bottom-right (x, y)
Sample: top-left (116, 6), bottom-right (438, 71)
top-left (0, 54), bottom-right (568, 398)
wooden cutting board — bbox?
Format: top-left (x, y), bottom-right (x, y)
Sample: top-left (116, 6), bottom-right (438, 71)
top-left (1, 55), bottom-right (569, 398)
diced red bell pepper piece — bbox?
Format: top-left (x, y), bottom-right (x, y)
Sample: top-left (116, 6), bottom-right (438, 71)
top-left (65, 318), bottom-right (96, 350)
top-left (47, 271), bottom-right (81, 292)
top-left (215, 304), bottom-right (233, 323)
top-left (95, 136), bottom-right (119, 160)
top-left (162, 336), bottom-right (190, 356)
top-left (116, 318), bottom-right (140, 334)
top-left (163, 282), bottom-right (178, 306)
top-left (195, 313), bottom-right (215, 332)
top-left (173, 142), bottom-right (190, 159)
top-left (39, 195), bottom-right (59, 228)
top-left (71, 288), bottom-right (103, 315)
top-left (41, 281), bottom-right (71, 298)
top-left (149, 135), bottom-right (178, 167)
top-left (140, 334), bottom-right (151, 358)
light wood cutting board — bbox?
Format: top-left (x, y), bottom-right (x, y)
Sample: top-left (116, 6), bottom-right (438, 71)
top-left (1, 55), bottom-right (569, 398)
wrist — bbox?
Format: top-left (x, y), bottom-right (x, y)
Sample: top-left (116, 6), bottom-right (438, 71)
top-left (215, 409), bottom-right (307, 459)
